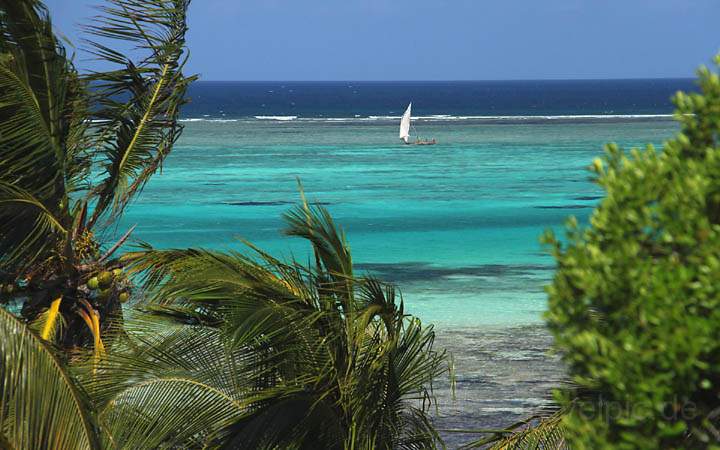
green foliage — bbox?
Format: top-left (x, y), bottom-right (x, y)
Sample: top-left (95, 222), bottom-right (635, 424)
top-left (544, 56), bottom-right (720, 448)
top-left (0, 307), bottom-right (99, 449)
top-left (83, 324), bottom-right (249, 448)
top-left (84, 0), bottom-right (195, 225)
top-left (0, 0), bottom-right (195, 348)
top-left (0, 197), bottom-right (445, 448)
top-left (120, 194), bottom-right (447, 449)
top-left (0, 3), bottom-right (445, 444)
top-left (453, 411), bottom-right (567, 449)
top-left (0, 0), bottom-right (76, 272)
top-left (486, 413), bottom-right (566, 450)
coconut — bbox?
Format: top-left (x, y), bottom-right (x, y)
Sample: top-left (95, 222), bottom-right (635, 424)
top-left (119, 292), bottom-right (130, 303)
top-left (97, 271), bottom-right (113, 288)
top-left (87, 277), bottom-right (99, 290)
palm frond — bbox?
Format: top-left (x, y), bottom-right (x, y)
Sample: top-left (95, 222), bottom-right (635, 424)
top-left (0, 0), bottom-right (69, 162)
top-left (217, 395), bottom-right (342, 450)
top-left (123, 245), bottom-right (332, 379)
top-left (123, 246), bottom-right (311, 312)
top-left (100, 377), bottom-right (245, 448)
top-left (84, 0), bottom-right (196, 225)
top-left (0, 307), bottom-right (99, 449)
top-left (0, 63), bottom-right (60, 197)
top-left (357, 277), bottom-right (402, 334)
top-left (491, 414), bottom-right (566, 450)
top-left (61, 71), bottom-right (93, 196)
top-left (283, 189), bottom-right (355, 307)
top-left (348, 318), bottom-right (445, 449)
top-left (0, 0), bottom-right (76, 274)
top-left (458, 413), bottom-right (567, 449)
top-left (78, 321), bottom-right (251, 448)
top-left (0, 181), bottom-right (67, 271)
top-left (122, 194), bottom-right (446, 449)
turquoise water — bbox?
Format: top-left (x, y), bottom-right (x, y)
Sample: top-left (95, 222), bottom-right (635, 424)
top-left (111, 117), bottom-right (680, 443)
top-left (116, 118), bottom-right (678, 329)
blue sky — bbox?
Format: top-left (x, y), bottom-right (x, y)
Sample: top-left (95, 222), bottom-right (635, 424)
top-left (44, 0), bottom-right (719, 81)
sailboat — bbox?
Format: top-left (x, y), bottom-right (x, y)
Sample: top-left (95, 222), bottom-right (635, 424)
top-left (399, 103), bottom-right (436, 145)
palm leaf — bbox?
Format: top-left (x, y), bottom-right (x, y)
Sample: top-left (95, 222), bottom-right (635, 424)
top-left (283, 194), bottom-right (354, 284)
top-left (79, 321), bottom-right (252, 448)
top-left (61, 71), bottom-right (93, 196)
top-left (490, 414), bottom-right (566, 450)
top-left (348, 318), bottom-right (445, 449)
top-left (0, 307), bottom-right (99, 449)
top-left (0, 0), bottom-right (75, 273)
top-left (84, 0), bottom-right (196, 225)
top-left (0, 0), bottom-right (69, 160)
top-left (458, 413), bottom-right (567, 449)
top-left (218, 395), bottom-right (342, 450)
top-left (0, 181), bottom-right (67, 271)
top-left (100, 377), bottom-right (245, 448)
top-left (123, 246), bottom-right (333, 380)
top-left (122, 194), bottom-right (446, 449)
top-left (0, 63), bottom-right (60, 197)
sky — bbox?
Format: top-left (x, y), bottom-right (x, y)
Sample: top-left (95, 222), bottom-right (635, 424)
top-left (44, 0), bottom-right (720, 81)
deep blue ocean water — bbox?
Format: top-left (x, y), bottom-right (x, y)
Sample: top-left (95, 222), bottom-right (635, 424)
top-left (182, 79), bottom-right (694, 119)
top-left (113, 80), bottom-right (687, 441)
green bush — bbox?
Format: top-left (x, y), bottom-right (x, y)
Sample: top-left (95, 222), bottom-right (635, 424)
top-left (544, 56), bottom-right (720, 449)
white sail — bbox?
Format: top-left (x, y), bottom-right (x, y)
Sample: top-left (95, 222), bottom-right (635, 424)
top-left (399, 103), bottom-right (411, 143)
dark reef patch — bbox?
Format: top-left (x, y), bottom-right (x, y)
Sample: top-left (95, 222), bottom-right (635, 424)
top-left (355, 262), bottom-right (553, 283)
top-left (534, 204), bottom-right (592, 209)
top-left (573, 195), bottom-right (603, 201)
top-left (224, 201), bottom-right (290, 206)
top-left (223, 200), bottom-right (332, 206)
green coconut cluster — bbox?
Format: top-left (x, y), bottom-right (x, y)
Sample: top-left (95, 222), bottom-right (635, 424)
top-left (86, 268), bottom-right (130, 303)
top-left (544, 58), bottom-right (720, 448)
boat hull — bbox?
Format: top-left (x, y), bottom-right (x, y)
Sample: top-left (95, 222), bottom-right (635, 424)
top-left (400, 142), bottom-right (437, 145)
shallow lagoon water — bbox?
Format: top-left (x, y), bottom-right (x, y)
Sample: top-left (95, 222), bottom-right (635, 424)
top-left (112, 117), bottom-right (677, 444)
top-left (117, 119), bottom-right (677, 326)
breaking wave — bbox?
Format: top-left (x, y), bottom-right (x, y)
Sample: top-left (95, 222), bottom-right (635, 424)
top-left (179, 114), bottom-right (675, 124)
top-left (253, 115), bottom-right (298, 121)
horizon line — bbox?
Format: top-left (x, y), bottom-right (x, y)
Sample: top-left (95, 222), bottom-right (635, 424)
top-left (190, 77), bottom-right (696, 83)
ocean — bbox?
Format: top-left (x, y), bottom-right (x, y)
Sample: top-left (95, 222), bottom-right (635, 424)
top-left (114, 79), bottom-right (689, 445)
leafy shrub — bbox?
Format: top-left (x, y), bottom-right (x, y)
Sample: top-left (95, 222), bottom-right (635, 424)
top-left (544, 57), bottom-right (720, 449)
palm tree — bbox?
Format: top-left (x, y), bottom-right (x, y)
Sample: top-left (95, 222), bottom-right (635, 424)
top-left (0, 194), bottom-right (447, 448)
top-left (0, 0), bottom-right (194, 349)
top-left (116, 192), bottom-right (448, 449)
top-left (0, 293), bottom-right (236, 449)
